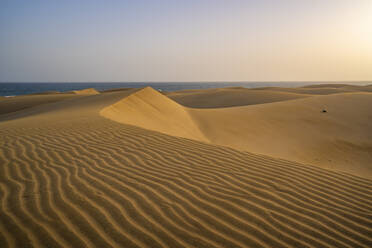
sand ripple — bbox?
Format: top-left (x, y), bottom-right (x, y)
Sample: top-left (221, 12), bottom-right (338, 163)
top-left (0, 88), bottom-right (371, 247)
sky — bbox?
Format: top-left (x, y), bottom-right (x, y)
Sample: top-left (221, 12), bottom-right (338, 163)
top-left (0, 0), bottom-right (371, 82)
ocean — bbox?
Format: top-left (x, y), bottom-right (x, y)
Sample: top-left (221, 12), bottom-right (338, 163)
top-left (0, 82), bottom-right (368, 97)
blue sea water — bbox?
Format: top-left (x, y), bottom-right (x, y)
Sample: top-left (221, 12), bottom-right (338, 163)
top-left (0, 82), bottom-right (368, 97)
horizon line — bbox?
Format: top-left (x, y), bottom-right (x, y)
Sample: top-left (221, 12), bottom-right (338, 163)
top-left (1, 80), bottom-right (372, 84)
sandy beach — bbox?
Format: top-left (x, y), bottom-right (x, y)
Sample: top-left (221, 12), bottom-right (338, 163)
top-left (0, 85), bottom-right (371, 247)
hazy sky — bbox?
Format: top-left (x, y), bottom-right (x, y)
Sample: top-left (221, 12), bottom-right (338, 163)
top-left (1, 0), bottom-right (371, 82)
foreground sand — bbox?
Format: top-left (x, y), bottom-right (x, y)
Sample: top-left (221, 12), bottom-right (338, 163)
top-left (0, 86), bottom-right (372, 247)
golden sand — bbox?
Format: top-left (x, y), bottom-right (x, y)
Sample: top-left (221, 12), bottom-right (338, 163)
top-left (0, 85), bottom-right (371, 247)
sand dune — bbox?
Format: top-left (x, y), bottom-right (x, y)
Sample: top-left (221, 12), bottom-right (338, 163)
top-left (189, 93), bottom-right (372, 178)
top-left (303, 84), bottom-right (372, 91)
top-left (28, 91), bottom-right (62, 95)
top-left (101, 87), bottom-right (208, 142)
top-left (166, 87), bottom-right (311, 108)
top-left (251, 84), bottom-right (372, 95)
top-left (252, 86), bottom-right (355, 95)
top-left (66, 88), bottom-right (100, 95)
top-left (101, 87), bottom-right (134, 93)
top-left (302, 84), bottom-right (354, 88)
top-left (0, 94), bottom-right (79, 116)
top-left (0, 86), bottom-right (371, 247)
top-left (102, 87), bottom-right (372, 178)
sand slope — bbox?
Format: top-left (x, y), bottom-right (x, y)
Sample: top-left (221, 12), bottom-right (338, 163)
top-left (103, 87), bottom-right (372, 178)
top-left (252, 84), bottom-right (372, 95)
top-left (101, 87), bottom-right (208, 142)
top-left (0, 87), bottom-right (100, 116)
top-left (0, 94), bottom-right (79, 116)
top-left (0, 87), bottom-right (371, 247)
top-left (166, 87), bottom-right (311, 108)
top-left (67, 88), bottom-right (100, 95)
top-left (190, 93), bottom-right (372, 178)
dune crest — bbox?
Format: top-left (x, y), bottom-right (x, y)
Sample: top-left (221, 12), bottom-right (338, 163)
top-left (0, 94), bottom-right (79, 116)
top-left (101, 87), bottom-right (372, 178)
top-left (100, 87), bottom-right (209, 142)
top-left (166, 87), bottom-right (311, 108)
top-left (252, 84), bottom-right (372, 95)
top-left (1, 86), bottom-right (372, 247)
top-left (68, 88), bottom-right (100, 95)
top-left (189, 93), bottom-right (372, 178)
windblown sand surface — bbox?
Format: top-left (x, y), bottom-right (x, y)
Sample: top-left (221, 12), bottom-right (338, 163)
top-left (1, 85), bottom-right (372, 247)
top-left (0, 94), bottom-right (79, 116)
top-left (106, 86), bottom-right (372, 178)
top-left (66, 88), bottom-right (100, 95)
top-left (165, 87), bottom-right (311, 108)
top-left (250, 84), bottom-right (372, 95)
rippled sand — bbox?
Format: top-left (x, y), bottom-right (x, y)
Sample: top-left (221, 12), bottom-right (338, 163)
top-left (0, 85), bottom-right (371, 247)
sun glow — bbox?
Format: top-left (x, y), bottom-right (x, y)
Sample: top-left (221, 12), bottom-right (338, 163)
top-left (353, 2), bottom-right (372, 38)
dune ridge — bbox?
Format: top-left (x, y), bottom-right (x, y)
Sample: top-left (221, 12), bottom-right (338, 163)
top-left (251, 84), bottom-right (372, 95)
top-left (101, 87), bottom-right (208, 142)
top-left (67, 88), bottom-right (100, 95)
top-left (0, 87), bottom-right (371, 247)
top-left (166, 87), bottom-right (311, 108)
top-left (0, 94), bottom-right (80, 116)
top-left (189, 92), bottom-right (372, 178)
top-left (101, 87), bottom-right (372, 178)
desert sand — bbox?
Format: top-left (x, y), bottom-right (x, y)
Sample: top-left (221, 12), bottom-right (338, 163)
top-left (0, 84), bottom-right (371, 247)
